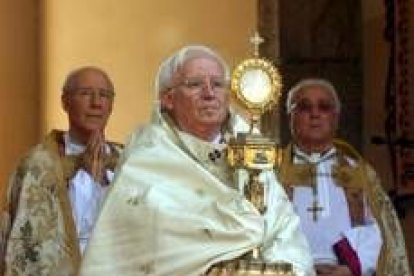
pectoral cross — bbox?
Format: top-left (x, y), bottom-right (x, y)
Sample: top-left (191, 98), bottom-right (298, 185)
top-left (307, 164), bottom-right (323, 221)
top-left (249, 31), bottom-right (264, 57)
top-left (307, 200), bottom-right (324, 221)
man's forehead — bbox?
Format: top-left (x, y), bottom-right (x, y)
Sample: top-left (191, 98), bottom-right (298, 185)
top-left (295, 85), bottom-right (334, 101)
top-left (77, 69), bottom-right (104, 79)
top-left (179, 57), bottom-right (223, 74)
top-left (76, 70), bottom-right (109, 85)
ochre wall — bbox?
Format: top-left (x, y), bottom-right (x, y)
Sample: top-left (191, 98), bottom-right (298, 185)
top-left (0, 1), bottom-right (255, 204)
top-left (0, 1), bottom-right (39, 205)
top-left (42, 0), bottom-right (257, 143)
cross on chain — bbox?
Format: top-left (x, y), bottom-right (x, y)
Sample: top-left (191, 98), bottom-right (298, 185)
top-left (306, 165), bottom-right (324, 221)
top-left (249, 31), bottom-right (264, 57)
top-left (307, 200), bottom-right (324, 221)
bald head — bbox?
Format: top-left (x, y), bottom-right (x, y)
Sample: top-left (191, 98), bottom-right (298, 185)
top-left (62, 66), bottom-right (114, 96)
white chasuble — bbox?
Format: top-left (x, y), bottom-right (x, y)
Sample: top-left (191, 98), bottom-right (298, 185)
top-left (80, 124), bottom-right (314, 276)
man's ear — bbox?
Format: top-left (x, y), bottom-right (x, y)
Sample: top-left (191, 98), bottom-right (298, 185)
top-left (331, 111), bottom-right (340, 134)
top-left (61, 94), bottom-right (69, 112)
top-left (288, 113), bottom-right (296, 137)
top-left (160, 90), bottom-right (174, 111)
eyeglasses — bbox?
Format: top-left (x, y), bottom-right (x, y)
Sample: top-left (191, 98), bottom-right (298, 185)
top-left (291, 100), bottom-right (336, 114)
top-left (73, 87), bottom-right (115, 100)
top-left (172, 76), bottom-right (228, 93)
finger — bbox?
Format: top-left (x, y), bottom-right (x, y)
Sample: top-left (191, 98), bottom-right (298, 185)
top-left (334, 265), bottom-right (353, 276)
top-left (315, 264), bottom-right (335, 273)
top-left (84, 137), bottom-right (98, 159)
top-left (91, 131), bottom-right (102, 149)
top-left (88, 137), bottom-right (105, 163)
top-left (94, 132), bottom-right (106, 153)
top-left (84, 130), bottom-right (107, 182)
top-left (93, 129), bottom-right (105, 146)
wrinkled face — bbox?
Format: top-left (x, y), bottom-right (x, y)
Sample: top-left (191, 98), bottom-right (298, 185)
top-left (62, 70), bottom-right (114, 138)
top-left (161, 57), bottom-right (229, 140)
top-left (290, 85), bottom-right (338, 148)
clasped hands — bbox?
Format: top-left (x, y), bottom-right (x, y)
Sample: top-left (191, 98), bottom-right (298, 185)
top-left (81, 131), bottom-right (110, 185)
top-left (315, 264), bottom-right (353, 276)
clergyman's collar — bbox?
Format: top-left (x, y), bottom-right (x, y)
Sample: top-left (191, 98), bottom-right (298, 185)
top-left (293, 144), bottom-right (336, 164)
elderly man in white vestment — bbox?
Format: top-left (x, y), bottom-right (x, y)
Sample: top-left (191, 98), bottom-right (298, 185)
top-left (80, 45), bottom-right (314, 275)
top-left (278, 78), bottom-right (411, 276)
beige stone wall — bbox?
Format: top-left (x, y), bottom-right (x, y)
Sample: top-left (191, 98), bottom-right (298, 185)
top-left (0, 0), bottom-right (39, 205)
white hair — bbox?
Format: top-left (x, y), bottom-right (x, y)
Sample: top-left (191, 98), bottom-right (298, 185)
top-left (286, 78), bottom-right (341, 114)
top-left (154, 45), bottom-right (230, 96)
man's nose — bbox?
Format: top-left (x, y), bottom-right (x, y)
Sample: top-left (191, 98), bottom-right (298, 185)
top-left (309, 106), bottom-right (322, 117)
top-left (201, 80), bottom-right (215, 97)
top-left (90, 92), bottom-right (104, 106)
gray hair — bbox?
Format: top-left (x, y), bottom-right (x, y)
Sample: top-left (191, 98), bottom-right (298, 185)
top-left (155, 45), bottom-right (230, 96)
top-left (62, 66), bottom-right (114, 95)
top-left (286, 78), bottom-right (341, 114)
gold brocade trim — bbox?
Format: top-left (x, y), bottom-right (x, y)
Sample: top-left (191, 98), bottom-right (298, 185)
top-left (362, 166), bottom-right (412, 275)
top-left (278, 141), bottom-right (366, 224)
top-left (43, 130), bottom-right (123, 273)
top-left (2, 130), bottom-right (125, 275)
top-left (44, 130), bottom-right (82, 271)
top-left (278, 143), bottom-right (365, 190)
top-left (206, 255), bottom-right (294, 276)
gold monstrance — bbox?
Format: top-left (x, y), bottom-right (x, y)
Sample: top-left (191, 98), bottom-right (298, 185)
top-left (221, 32), bottom-right (294, 275)
top-left (228, 32), bottom-right (282, 214)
